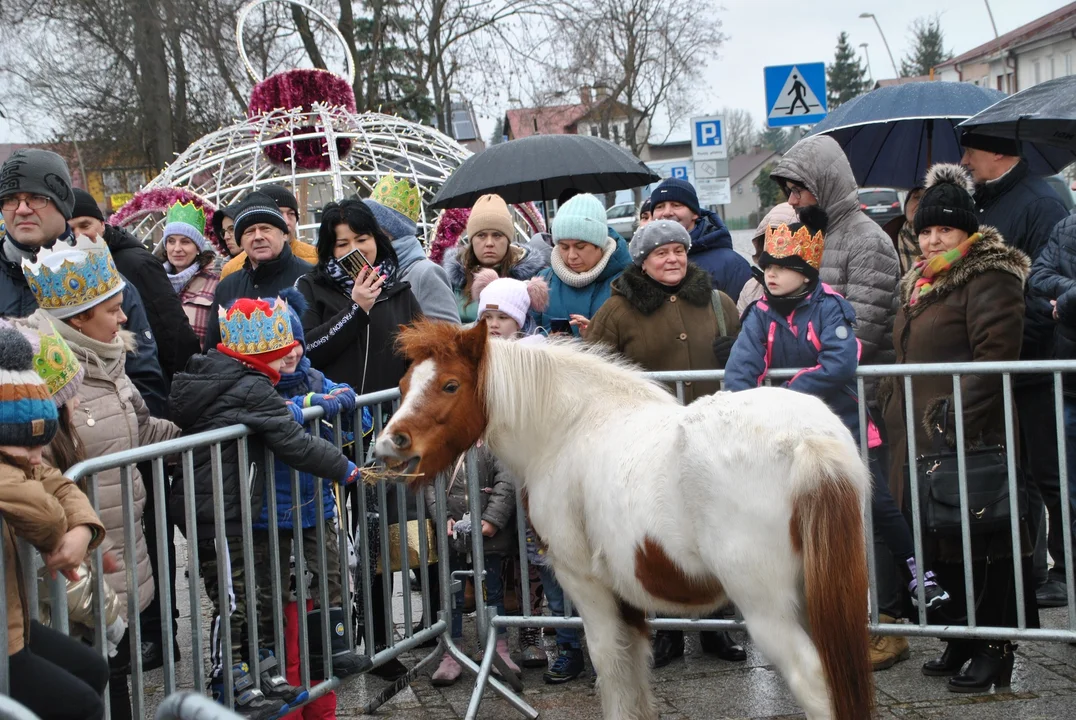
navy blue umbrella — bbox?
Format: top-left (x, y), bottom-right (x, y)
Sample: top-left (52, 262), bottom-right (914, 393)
top-left (959, 75), bottom-right (1076, 172)
top-left (806, 82), bottom-right (1068, 188)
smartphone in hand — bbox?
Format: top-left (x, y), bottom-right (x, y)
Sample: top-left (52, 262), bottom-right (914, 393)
top-left (549, 318), bottom-right (573, 335)
top-left (337, 248), bottom-right (375, 279)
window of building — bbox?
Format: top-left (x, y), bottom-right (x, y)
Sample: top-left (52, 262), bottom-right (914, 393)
top-left (997, 75), bottom-right (1004, 90)
top-left (1034, 60), bottom-right (1042, 85)
top-left (612, 124), bottom-right (622, 144)
top-left (1066, 53), bottom-right (1073, 76)
top-left (1050, 56), bottom-right (1056, 80)
top-left (590, 125), bottom-right (599, 137)
top-left (451, 108), bottom-right (477, 141)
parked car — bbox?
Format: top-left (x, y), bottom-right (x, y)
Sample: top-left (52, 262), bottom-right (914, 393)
top-left (1044, 175), bottom-right (1075, 213)
top-left (606, 202), bottom-right (637, 240)
top-left (858, 188), bottom-right (903, 226)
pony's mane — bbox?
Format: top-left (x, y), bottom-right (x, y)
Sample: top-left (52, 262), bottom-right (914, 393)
top-left (484, 335), bottom-right (674, 434)
top-left (396, 319), bottom-right (471, 363)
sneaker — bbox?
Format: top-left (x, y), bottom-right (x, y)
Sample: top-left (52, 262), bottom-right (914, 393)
top-left (431, 654), bottom-right (462, 686)
top-left (518, 628), bottom-right (546, 669)
top-left (869, 615), bottom-right (910, 672)
top-left (211, 662), bottom-right (287, 720)
top-left (543, 644), bottom-right (584, 684)
top-left (258, 649), bottom-right (306, 706)
top-left (493, 637), bottom-right (521, 677)
top-left (909, 571), bottom-right (951, 611)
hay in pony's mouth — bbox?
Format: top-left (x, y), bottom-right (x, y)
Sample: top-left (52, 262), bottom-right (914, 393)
top-left (362, 457), bottom-right (422, 484)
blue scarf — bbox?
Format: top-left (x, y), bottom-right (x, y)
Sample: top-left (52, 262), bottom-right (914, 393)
top-left (276, 356), bottom-right (316, 395)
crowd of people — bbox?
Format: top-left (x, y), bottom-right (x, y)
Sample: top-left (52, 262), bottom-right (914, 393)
top-left (0, 122), bottom-right (1075, 720)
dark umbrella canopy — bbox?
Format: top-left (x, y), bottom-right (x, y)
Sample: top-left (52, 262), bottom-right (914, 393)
top-left (430, 134), bottom-right (659, 209)
top-left (806, 82), bottom-right (1066, 188)
top-left (959, 75), bottom-right (1076, 171)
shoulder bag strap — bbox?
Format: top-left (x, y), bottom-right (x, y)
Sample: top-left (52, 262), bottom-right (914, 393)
top-left (711, 290), bottom-right (728, 338)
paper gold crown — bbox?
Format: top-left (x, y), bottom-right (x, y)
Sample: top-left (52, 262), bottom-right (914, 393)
top-left (166, 200), bottom-right (207, 235)
top-left (370, 174), bottom-right (421, 223)
top-left (218, 298), bottom-right (295, 356)
top-left (22, 234), bottom-right (126, 319)
top-left (763, 222), bottom-right (825, 271)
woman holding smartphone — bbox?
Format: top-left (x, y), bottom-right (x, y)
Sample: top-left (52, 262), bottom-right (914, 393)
top-left (297, 199), bottom-right (422, 680)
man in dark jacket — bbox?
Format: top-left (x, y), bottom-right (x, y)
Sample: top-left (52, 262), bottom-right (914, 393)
top-left (69, 189), bottom-right (201, 391)
top-left (962, 131), bottom-right (1071, 608)
top-left (204, 192), bottom-right (313, 350)
top-left (0, 150), bottom-right (167, 412)
top-left (649, 179), bottom-right (751, 301)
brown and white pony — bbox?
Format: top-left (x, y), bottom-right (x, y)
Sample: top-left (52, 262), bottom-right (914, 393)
top-left (375, 320), bottom-right (874, 720)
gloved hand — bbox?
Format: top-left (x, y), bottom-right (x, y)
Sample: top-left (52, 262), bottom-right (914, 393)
top-left (342, 460), bottom-right (362, 485)
top-left (306, 392), bottom-right (341, 420)
top-left (105, 616), bottom-right (127, 658)
top-left (328, 386), bottom-right (357, 414)
top-left (712, 335), bottom-right (736, 367)
top-left (360, 406), bottom-right (373, 435)
top-left (284, 400), bottom-right (306, 425)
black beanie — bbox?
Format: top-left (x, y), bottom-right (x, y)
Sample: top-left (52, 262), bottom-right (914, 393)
top-left (233, 192), bottom-right (289, 240)
top-left (71, 188), bottom-right (104, 221)
top-left (0, 149), bottom-right (75, 219)
top-left (960, 130), bottom-right (1021, 158)
top-left (913, 164), bottom-right (979, 237)
top-left (259, 183), bottom-right (299, 213)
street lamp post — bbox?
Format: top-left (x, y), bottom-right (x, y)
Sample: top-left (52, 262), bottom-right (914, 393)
top-left (859, 42), bottom-right (873, 84)
top-left (859, 12), bottom-right (899, 78)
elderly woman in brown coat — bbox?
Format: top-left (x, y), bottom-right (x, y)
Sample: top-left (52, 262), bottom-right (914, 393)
top-left (586, 219), bottom-right (742, 667)
top-left (880, 164), bottom-right (1036, 694)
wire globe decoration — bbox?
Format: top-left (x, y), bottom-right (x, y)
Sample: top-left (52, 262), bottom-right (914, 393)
top-left (111, 0), bottom-right (545, 251)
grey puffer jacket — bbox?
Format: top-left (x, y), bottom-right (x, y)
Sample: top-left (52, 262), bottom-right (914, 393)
top-left (425, 446), bottom-right (517, 557)
top-left (771, 135), bottom-right (901, 368)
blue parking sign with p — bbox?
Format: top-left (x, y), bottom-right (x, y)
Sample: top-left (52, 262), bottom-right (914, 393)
top-left (671, 166), bottom-right (688, 180)
top-left (691, 115), bottom-right (727, 161)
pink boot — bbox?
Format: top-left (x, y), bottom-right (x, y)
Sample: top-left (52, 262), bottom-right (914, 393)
top-left (495, 637), bottom-right (521, 676)
top-left (431, 654), bottom-right (462, 686)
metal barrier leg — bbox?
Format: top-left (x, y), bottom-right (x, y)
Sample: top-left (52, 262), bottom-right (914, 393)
top-left (461, 622), bottom-right (537, 720)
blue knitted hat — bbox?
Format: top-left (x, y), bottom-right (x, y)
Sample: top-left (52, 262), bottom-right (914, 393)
top-left (363, 199), bottom-right (417, 240)
top-left (0, 326), bottom-right (59, 447)
top-left (551, 193), bottom-right (609, 247)
top-left (277, 287), bottom-right (307, 349)
top-left (649, 178), bottom-right (700, 215)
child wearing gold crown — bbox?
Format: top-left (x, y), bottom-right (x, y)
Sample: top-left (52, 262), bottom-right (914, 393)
top-left (168, 297), bottom-right (366, 720)
top-left (725, 206), bottom-right (951, 620)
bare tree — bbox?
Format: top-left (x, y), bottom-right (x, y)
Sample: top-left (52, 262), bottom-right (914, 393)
top-left (720, 108), bottom-right (757, 157)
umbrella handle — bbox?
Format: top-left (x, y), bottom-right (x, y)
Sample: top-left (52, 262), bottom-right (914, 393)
top-left (926, 119), bottom-right (933, 169)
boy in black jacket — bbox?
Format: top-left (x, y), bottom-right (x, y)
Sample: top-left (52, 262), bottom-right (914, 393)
top-left (169, 297), bottom-right (362, 720)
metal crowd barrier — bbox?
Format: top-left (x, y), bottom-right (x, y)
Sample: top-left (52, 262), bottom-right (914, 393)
top-left (1, 359), bottom-right (1075, 719)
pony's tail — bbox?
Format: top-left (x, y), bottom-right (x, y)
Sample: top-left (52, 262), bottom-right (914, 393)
top-left (789, 436), bottom-right (874, 720)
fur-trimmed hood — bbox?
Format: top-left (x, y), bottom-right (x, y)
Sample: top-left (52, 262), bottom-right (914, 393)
top-left (899, 225), bottom-right (1030, 317)
top-left (441, 242), bottom-right (548, 290)
top-left (611, 262), bottom-right (712, 315)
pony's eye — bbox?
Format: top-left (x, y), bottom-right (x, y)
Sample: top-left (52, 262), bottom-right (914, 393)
top-left (443, 381), bottom-right (459, 394)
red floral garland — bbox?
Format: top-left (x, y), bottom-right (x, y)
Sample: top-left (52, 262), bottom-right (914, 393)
top-left (248, 69), bottom-right (357, 171)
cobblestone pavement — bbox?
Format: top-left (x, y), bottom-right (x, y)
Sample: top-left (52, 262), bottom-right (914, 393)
top-left (140, 537), bottom-right (1076, 719)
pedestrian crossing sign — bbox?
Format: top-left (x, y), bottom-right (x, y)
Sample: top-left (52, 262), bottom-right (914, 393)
top-left (765, 63), bottom-right (828, 128)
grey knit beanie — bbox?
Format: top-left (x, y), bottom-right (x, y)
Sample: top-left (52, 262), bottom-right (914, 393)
top-left (0, 149), bottom-right (76, 220)
top-left (628, 219), bottom-right (692, 266)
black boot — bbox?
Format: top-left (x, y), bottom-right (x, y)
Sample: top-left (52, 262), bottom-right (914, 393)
top-left (651, 630), bottom-right (684, 669)
top-left (307, 608), bottom-right (374, 679)
top-left (699, 631), bottom-right (747, 662)
top-left (922, 639), bottom-right (974, 677)
top-left (369, 646), bottom-right (409, 681)
top-left (947, 642), bottom-right (1016, 693)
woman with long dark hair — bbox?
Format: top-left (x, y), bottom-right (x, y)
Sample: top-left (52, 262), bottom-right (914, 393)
top-left (296, 199), bottom-right (421, 680)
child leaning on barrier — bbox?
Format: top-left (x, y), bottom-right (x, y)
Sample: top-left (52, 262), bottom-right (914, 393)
top-left (724, 207), bottom-right (951, 615)
top-left (0, 325), bottom-right (110, 720)
top-left (168, 297), bottom-right (366, 720)
top-left (422, 271), bottom-right (546, 687)
top-left (255, 288), bottom-right (372, 720)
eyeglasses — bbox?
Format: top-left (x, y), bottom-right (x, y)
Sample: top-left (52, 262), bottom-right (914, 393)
top-left (1, 194), bottom-right (51, 212)
top-left (783, 184), bottom-right (808, 199)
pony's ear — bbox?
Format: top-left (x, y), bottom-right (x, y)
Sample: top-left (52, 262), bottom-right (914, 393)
top-left (459, 319), bottom-right (489, 367)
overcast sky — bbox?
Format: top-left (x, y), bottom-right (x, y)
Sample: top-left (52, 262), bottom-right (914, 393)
top-left (2, 0), bottom-right (1069, 148)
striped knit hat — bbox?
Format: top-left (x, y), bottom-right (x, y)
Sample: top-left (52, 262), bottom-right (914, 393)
top-left (0, 325), bottom-right (59, 446)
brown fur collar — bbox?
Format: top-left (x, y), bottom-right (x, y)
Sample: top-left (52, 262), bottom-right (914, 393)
top-left (899, 226), bottom-right (1030, 319)
top-left (612, 262), bottom-right (712, 315)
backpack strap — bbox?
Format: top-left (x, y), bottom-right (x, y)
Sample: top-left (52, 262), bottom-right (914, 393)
top-left (711, 290), bottom-right (728, 337)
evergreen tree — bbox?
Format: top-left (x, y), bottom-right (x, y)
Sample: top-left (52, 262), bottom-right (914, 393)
top-left (900, 17), bottom-right (953, 77)
top-left (490, 117), bottom-right (505, 145)
top-left (754, 162), bottom-right (783, 210)
top-left (827, 32), bottom-right (869, 109)
top-left (759, 126), bottom-right (793, 154)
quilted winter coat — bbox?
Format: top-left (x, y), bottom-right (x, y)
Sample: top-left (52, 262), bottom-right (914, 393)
top-left (36, 310), bottom-right (181, 618)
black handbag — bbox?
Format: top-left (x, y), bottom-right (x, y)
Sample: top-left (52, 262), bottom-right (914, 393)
top-left (913, 401), bottom-right (1025, 536)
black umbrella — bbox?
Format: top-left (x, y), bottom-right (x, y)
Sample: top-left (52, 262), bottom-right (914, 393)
top-left (959, 75), bottom-right (1076, 172)
top-left (429, 134), bottom-right (659, 209)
